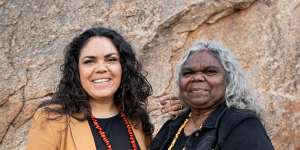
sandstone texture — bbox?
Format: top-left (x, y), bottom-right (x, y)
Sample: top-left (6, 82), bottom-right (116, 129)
top-left (0, 0), bottom-right (299, 149)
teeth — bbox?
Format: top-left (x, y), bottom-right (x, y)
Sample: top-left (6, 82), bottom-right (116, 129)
top-left (93, 79), bottom-right (110, 83)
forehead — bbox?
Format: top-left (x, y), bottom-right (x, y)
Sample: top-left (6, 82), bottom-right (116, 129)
top-left (183, 51), bottom-right (222, 68)
top-left (79, 36), bottom-right (119, 57)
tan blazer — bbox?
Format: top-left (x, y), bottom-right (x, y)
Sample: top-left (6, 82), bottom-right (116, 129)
top-left (27, 109), bottom-right (150, 150)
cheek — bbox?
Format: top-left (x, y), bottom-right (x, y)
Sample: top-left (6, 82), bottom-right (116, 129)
top-left (78, 65), bottom-right (91, 86)
top-left (111, 64), bottom-right (122, 89)
top-left (114, 64), bottom-right (122, 79)
top-left (212, 77), bottom-right (226, 93)
top-left (179, 78), bottom-right (189, 91)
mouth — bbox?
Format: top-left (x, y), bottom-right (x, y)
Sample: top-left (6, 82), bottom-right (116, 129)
top-left (92, 78), bottom-right (111, 83)
top-left (91, 78), bottom-right (113, 88)
top-left (190, 87), bottom-right (209, 91)
top-left (189, 88), bottom-right (209, 93)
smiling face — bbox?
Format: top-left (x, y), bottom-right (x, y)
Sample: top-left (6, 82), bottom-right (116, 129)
top-left (179, 50), bottom-right (226, 110)
top-left (78, 36), bottom-right (122, 102)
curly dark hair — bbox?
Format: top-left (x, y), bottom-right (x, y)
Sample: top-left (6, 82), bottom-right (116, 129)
top-left (40, 27), bottom-right (154, 136)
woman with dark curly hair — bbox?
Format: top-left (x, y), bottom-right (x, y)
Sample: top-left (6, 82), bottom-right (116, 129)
top-left (27, 27), bottom-right (159, 150)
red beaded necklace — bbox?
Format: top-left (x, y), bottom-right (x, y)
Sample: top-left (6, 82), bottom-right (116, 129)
top-left (90, 111), bottom-right (137, 150)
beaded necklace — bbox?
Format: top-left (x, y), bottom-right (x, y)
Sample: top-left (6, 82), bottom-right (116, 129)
top-left (167, 113), bottom-right (191, 150)
top-left (90, 111), bottom-right (137, 150)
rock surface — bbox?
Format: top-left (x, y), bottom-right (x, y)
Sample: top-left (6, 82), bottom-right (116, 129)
top-left (0, 0), bottom-right (299, 149)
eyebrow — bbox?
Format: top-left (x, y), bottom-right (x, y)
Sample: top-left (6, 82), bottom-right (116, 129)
top-left (80, 52), bottom-right (119, 60)
top-left (181, 67), bottom-right (193, 72)
top-left (104, 53), bottom-right (119, 58)
top-left (205, 66), bottom-right (223, 70)
top-left (182, 65), bottom-right (223, 71)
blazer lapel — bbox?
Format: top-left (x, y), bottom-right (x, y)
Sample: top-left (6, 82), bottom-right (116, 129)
top-left (69, 115), bottom-right (96, 150)
top-left (130, 119), bottom-right (149, 150)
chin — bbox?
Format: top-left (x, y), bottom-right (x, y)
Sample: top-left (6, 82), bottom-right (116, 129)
top-left (89, 91), bottom-right (117, 100)
top-left (188, 99), bottom-right (214, 108)
top-left (91, 95), bottom-right (114, 101)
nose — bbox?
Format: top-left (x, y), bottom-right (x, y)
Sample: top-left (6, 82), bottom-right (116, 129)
top-left (191, 73), bottom-right (205, 82)
top-left (94, 62), bottom-right (108, 73)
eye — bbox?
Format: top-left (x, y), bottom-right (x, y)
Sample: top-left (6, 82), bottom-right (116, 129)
top-left (83, 59), bottom-right (94, 64)
top-left (106, 56), bottom-right (120, 63)
top-left (108, 57), bottom-right (118, 62)
top-left (205, 69), bottom-right (219, 76)
top-left (182, 70), bottom-right (194, 77)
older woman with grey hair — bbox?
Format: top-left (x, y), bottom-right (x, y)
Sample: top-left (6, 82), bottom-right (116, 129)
top-left (151, 42), bottom-right (274, 150)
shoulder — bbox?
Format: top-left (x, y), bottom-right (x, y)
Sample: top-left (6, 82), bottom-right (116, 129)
top-left (27, 105), bottom-right (69, 149)
top-left (152, 110), bottom-right (190, 143)
top-left (226, 107), bottom-right (257, 118)
top-left (218, 107), bottom-right (274, 149)
top-left (219, 107), bottom-right (259, 133)
top-left (217, 107), bottom-right (259, 144)
top-left (220, 107), bottom-right (258, 128)
top-left (34, 104), bottom-right (63, 119)
top-left (159, 110), bottom-right (189, 132)
top-left (221, 117), bottom-right (274, 149)
top-left (31, 105), bottom-right (68, 130)
top-left (150, 119), bottom-right (173, 150)
top-left (222, 108), bottom-right (264, 135)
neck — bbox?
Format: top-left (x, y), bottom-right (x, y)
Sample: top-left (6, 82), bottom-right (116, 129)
top-left (89, 98), bottom-right (119, 118)
top-left (189, 100), bottom-right (224, 126)
top-left (189, 109), bottom-right (212, 127)
top-left (184, 108), bottom-right (215, 136)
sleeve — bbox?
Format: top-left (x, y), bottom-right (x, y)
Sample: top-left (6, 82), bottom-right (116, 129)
top-left (26, 109), bottom-right (61, 150)
top-left (222, 118), bottom-right (274, 150)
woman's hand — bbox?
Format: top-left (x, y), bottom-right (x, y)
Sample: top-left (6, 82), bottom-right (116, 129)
top-left (159, 94), bottom-right (185, 118)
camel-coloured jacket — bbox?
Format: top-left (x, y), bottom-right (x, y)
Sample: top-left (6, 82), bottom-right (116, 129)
top-left (27, 108), bottom-right (150, 150)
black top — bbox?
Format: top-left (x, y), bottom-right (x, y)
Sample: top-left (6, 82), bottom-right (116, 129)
top-left (173, 131), bottom-right (188, 149)
top-left (88, 114), bottom-right (140, 150)
top-left (151, 103), bottom-right (274, 150)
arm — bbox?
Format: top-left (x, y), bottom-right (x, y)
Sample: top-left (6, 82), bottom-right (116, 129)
top-left (222, 118), bottom-right (274, 150)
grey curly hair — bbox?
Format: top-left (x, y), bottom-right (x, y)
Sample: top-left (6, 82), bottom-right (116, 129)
top-left (176, 41), bottom-right (260, 114)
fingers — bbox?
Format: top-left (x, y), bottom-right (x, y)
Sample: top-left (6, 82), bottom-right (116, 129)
top-left (159, 94), bottom-right (178, 105)
top-left (169, 110), bottom-right (181, 118)
top-left (169, 100), bottom-right (182, 107)
top-left (153, 93), bottom-right (186, 118)
top-left (161, 99), bottom-right (185, 116)
top-left (168, 104), bottom-right (183, 114)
